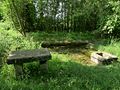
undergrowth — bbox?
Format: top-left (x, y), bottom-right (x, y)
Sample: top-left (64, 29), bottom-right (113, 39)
top-left (0, 30), bottom-right (120, 90)
top-left (98, 40), bottom-right (120, 60)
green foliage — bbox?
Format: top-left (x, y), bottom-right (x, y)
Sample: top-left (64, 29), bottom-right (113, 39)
top-left (29, 31), bottom-right (94, 42)
top-left (100, 1), bottom-right (120, 38)
top-left (2, 0), bottom-right (119, 37)
top-left (4, 0), bottom-right (36, 35)
top-left (0, 1), bottom-right (5, 21)
top-left (1, 0), bottom-right (120, 88)
top-left (0, 54), bottom-right (120, 90)
top-left (0, 10), bottom-right (3, 21)
top-left (98, 39), bottom-right (120, 58)
top-left (0, 30), bottom-right (120, 90)
top-left (0, 29), bottom-right (40, 66)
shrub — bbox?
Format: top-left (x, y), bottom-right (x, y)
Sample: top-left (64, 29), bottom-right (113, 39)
top-left (0, 29), bottom-right (40, 67)
top-left (100, 1), bottom-right (120, 38)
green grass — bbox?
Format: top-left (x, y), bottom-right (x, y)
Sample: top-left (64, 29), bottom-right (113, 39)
top-left (28, 31), bottom-right (94, 42)
top-left (0, 56), bottom-right (120, 90)
top-left (0, 30), bottom-right (120, 90)
top-left (98, 40), bottom-right (120, 59)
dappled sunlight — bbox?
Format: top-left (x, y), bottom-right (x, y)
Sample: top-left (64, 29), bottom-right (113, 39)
top-left (0, 0), bottom-right (120, 89)
top-left (49, 47), bottom-right (95, 65)
top-left (97, 40), bottom-right (120, 61)
top-left (28, 31), bottom-right (94, 43)
top-left (1, 30), bottom-right (120, 89)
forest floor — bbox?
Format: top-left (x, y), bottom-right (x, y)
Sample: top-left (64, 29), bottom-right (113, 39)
top-left (0, 30), bottom-right (120, 90)
top-left (29, 31), bottom-right (119, 65)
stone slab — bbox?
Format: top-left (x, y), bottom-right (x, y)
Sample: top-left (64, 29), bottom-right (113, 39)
top-left (91, 52), bottom-right (118, 64)
top-left (7, 48), bottom-right (51, 64)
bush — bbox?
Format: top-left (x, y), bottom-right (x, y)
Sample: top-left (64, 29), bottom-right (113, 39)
top-left (0, 29), bottom-right (40, 67)
top-left (100, 1), bottom-right (120, 38)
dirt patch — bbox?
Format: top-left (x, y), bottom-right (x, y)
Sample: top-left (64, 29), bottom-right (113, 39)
top-left (49, 47), bottom-right (96, 65)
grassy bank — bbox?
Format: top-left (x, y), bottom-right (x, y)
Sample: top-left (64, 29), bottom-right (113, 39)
top-left (0, 30), bottom-right (120, 90)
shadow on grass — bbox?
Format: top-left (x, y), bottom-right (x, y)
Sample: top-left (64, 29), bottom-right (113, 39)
top-left (0, 58), bottom-right (120, 90)
top-left (48, 47), bottom-right (93, 64)
top-left (92, 39), bottom-right (112, 51)
top-left (28, 31), bottom-right (113, 53)
top-left (19, 59), bottom-right (120, 90)
top-left (28, 31), bottom-right (95, 43)
top-left (1, 32), bottom-right (119, 90)
top-left (48, 46), bottom-right (90, 54)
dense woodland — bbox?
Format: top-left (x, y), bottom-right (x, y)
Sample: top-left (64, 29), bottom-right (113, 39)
top-left (0, 0), bottom-right (120, 37)
top-left (0, 0), bottom-right (120, 90)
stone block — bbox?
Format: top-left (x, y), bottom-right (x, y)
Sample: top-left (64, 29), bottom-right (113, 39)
top-left (91, 52), bottom-right (118, 64)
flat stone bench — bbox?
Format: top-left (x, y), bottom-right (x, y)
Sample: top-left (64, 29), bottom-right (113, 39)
top-left (7, 48), bottom-right (51, 78)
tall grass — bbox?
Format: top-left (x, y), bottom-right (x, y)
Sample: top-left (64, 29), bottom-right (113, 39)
top-left (0, 55), bottom-right (120, 90)
top-left (98, 40), bottom-right (120, 60)
top-left (28, 31), bottom-right (94, 42)
top-left (0, 30), bottom-right (120, 90)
